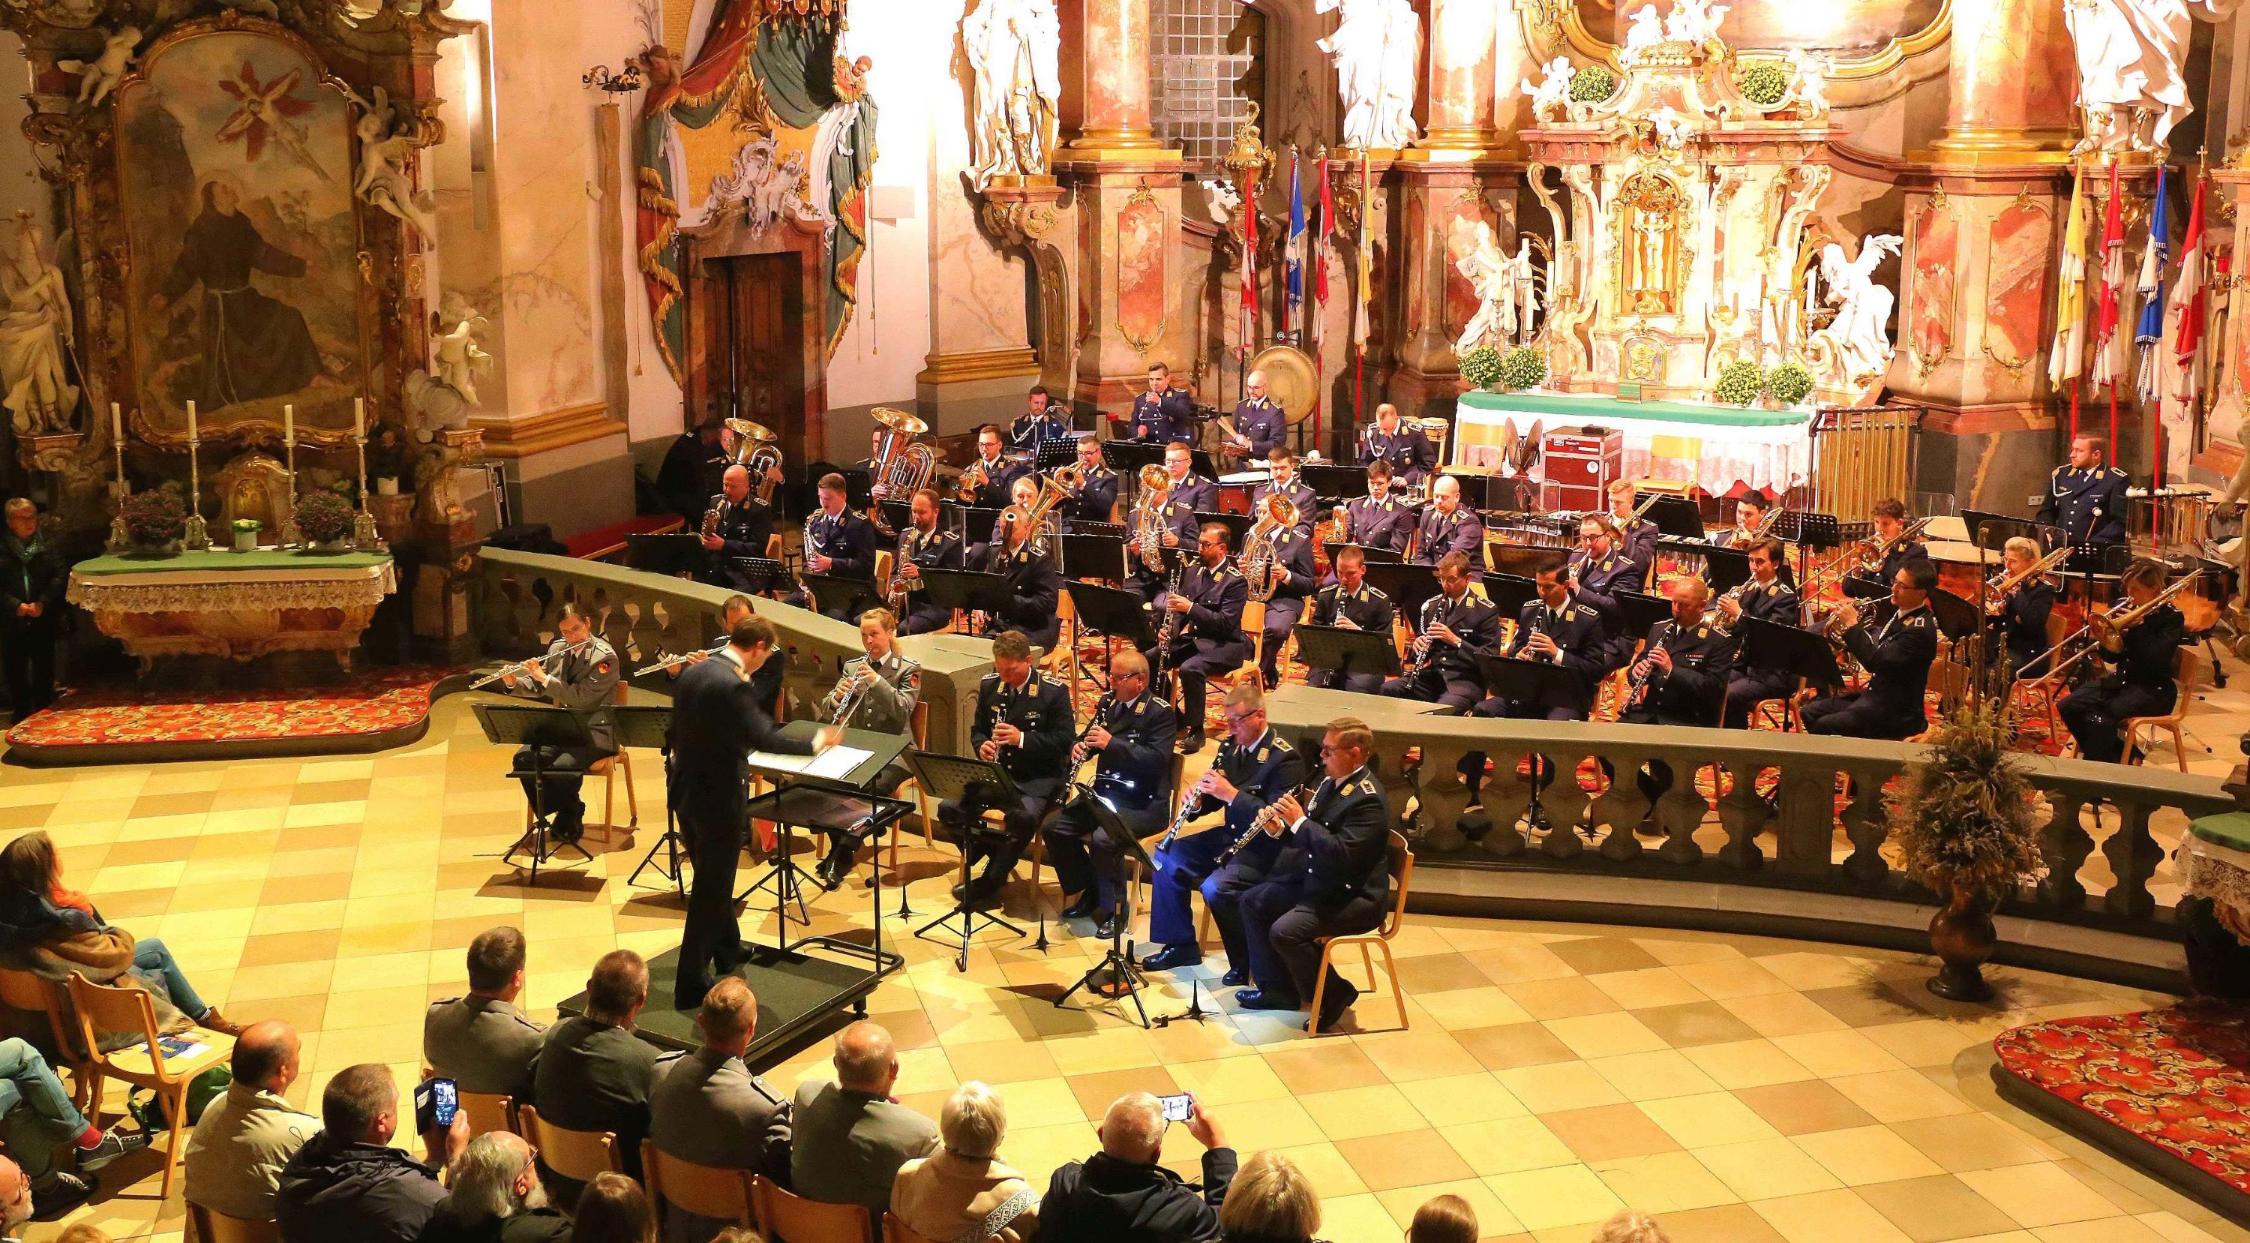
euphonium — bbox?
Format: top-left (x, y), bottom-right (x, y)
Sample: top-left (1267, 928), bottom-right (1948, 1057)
top-left (1129, 464), bottom-right (1172, 574)
top-left (700, 494), bottom-right (724, 539)
top-left (1243, 494), bottom-right (1298, 603)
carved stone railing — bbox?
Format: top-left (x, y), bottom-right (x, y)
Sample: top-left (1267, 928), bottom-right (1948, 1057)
top-left (1266, 685), bottom-right (2236, 934)
top-left (470, 549), bottom-right (992, 753)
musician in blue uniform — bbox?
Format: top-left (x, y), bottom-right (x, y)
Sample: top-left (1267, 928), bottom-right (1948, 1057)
top-left (800, 473), bottom-right (880, 621)
top-left (668, 616), bottom-right (839, 1007)
top-left (1303, 546), bottom-right (1396, 692)
top-left (499, 603), bottom-right (620, 847)
top-left (958, 425), bottom-right (1030, 511)
top-left (2061, 559), bottom-right (2187, 763)
top-left (1616, 579), bottom-right (1735, 808)
top-left (1380, 553), bottom-right (1498, 711)
top-left (1042, 653), bottom-right (1178, 937)
top-left (1143, 685), bottom-right (1307, 977)
top-left (1360, 403), bottom-right (1434, 486)
top-left (698, 465), bottom-right (776, 594)
top-left (973, 480), bottom-right (1063, 650)
top-left (1719, 538), bottom-right (1804, 728)
top-left (1411, 476), bottom-right (1485, 574)
top-left (2037, 435), bottom-right (2130, 551)
top-left (941, 631), bottom-right (1076, 905)
top-left (1146, 524), bottom-right (1251, 753)
top-left (1162, 440), bottom-right (1218, 515)
top-left (1252, 447), bottom-right (1318, 536)
top-left (811, 610), bottom-right (921, 888)
top-left (1802, 561), bottom-right (1940, 739)
top-left (1060, 436), bottom-right (1120, 527)
top-left (1114, 362), bottom-right (1197, 443)
top-left (1604, 480), bottom-right (1661, 567)
top-left (1235, 717), bottom-right (1393, 1033)
top-left (1711, 493), bottom-right (1772, 548)
top-left (1009, 385), bottom-right (1074, 452)
top-left (1477, 559), bottom-right (1607, 722)
top-left (892, 488), bottom-right (965, 636)
top-left (1845, 498), bottom-right (1931, 599)
top-left (1219, 369), bottom-right (1287, 465)
top-left (1567, 514), bottom-right (1648, 672)
top-left (1337, 461), bottom-right (1415, 556)
top-left (1245, 501), bottom-right (1318, 690)
top-left (1124, 474), bottom-right (1199, 603)
top-left (1989, 535), bottom-right (2059, 679)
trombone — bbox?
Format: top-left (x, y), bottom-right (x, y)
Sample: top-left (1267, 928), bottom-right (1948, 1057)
top-left (1983, 544), bottom-right (2072, 608)
top-left (2028, 571), bottom-right (2200, 682)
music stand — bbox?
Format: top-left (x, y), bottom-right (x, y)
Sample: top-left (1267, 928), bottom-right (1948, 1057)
top-left (1963, 509), bottom-right (2043, 553)
top-left (1062, 533), bottom-right (1128, 583)
top-left (1053, 796), bottom-right (1159, 1029)
top-left (1302, 463), bottom-right (1368, 502)
top-left (1469, 655), bottom-right (1587, 832)
top-left (1036, 440), bottom-right (1079, 472)
top-left (626, 534), bottom-right (707, 578)
top-left (1487, 544), bottom-right (1561, 581)
top-left (472, 703), bottom-right (598, 885)
top-left (1068, 519), bottom-right (1126, 538)
top-left (738, 723), bottom-right (911, 932)
top-left (1294, 623), bottom-right (1399, 683)
top-left (1101, 441), bottom-right (1164, 480)
top-left (1482, 574), bottom-right (1539, 619)
top-left (1644, 495), bottom-right (1705, 539)
top-left (839, 469), bottom-right (874, 509)
top-left (918, 568), bottom-right (1014, 632)
top-left (801, 573), bottom-right (886, 622)
top-left (1739, 616), bottom-right (1844, 700)
top-left (905, 750), bottom-right (1030, 970)
top-left (609, 705), bottom-right (683, 894)
top-left (1326, 541), bottom-right (1402, 565)
top-left (1615, 591), bottom-right (1675, 646)
top-left (1777, 511), bottom-right (1841, 550)
top-left (1363, 562), bottom-right (1443, 621)
top-left (1190, 449), bottom-right (1221, 481)
top-left (1194, 511), bottom-right (1252, 545)
top-left (960, 505), bottom-right (1007, 542)
top-left (1065, 581), bottom-right (1163, 693)
top-left (875, 499), bottom-right (912, 533)
top-left (1700, 546), bottom-right (1751, 594)
top-left (724, 556), bottom-right (790, 595)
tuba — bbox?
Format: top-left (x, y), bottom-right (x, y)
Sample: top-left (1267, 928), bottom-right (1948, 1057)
top-left (1242, 492), bottom-right (1298, 603)
top-left (725, 418), bottom-right (784, 505)
top-left (1000, 470), bottom-right (1073, 559)
top-left (869, 407), bottom-right (935, 506)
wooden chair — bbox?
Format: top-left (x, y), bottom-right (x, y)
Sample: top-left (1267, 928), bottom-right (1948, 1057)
top-left (459, 1090), bottom-right (516, 1138)
top-left (2010, 612), bottom-right (2073, 745)
top-left (587, 680), bottom-right (639, 839)
top-left (889, 699), bottom-right (938, 870)
top-left (882, 1213), bottom-right (942, 1243)
top-left (64, 972), bottom-right (234, 1198)
top-left (640, 1139), bottom-right (755, 1236)
top-left (1307, 830), bottom-right (1416, 1035)
top-left (753, 1173), bottom-right (874, 1243)
top-left (0, 967), bottom-right (91, 1109)
top-left (2125, 646), bottom-right (2202, 771)
top-left (187, 1202), bottom-right (282, 1243)
top-left (517, 1103), bottom-right (624, 1187)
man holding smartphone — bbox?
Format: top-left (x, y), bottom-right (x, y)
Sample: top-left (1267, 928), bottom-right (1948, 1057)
top-left (1030, 1092), bottom-right (1234, 1242)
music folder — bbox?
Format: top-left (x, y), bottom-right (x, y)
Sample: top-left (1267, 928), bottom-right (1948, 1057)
top-left (1293, 622), bottom-right (1399, 678)
top-left (1738, 616), bottom-right (1843, 688)
top-left (1471, 651), bottom-right (1585, 711)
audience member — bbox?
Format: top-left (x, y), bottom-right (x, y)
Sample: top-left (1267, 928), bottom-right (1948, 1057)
top-left (1029, 1092), bottom-right (1234, 1243)
top-left (54, 1226), bottom-right (110, 1243)
top-left (278, 1064), bottom-right (465, 1243)
top-left (0, 831), bottom-right (241, 1035)
top-left (186, 1019), bottom-right (318, 1220)
top-left (1216, 1151), bottom-right (1318, 1243)
top-left (790, 1020), bottom-right (938, 1217)
top-left (426, 927), bottom-right (546, 1101)
top-left (890, 1081), bottom-right (1039, 1243)
top-left (532, 950), bottom-right (657, 1204)
top-left (0, 1034), bottom-right (139, 1214)
top-left (0, 1155), bottom-right (32, 1235)
top-left (1589, 1210), bottom-right (1670, 1243)
top-left (647, 978), bottom-right (790, 1243)
top-left (1405, 1194), bottom-right (1477, 1243)
top-left (567, 1174), bottom-right (656, 1243)
top-left (418, 1133), bottom-right (570, 1243)
top-left (0, 498), bottom-right (65, 720)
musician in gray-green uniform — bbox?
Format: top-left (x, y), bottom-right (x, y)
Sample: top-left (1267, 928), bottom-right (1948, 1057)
top-left (500, 603), bottom-right (619, 845)
top-left (423, 926), bottom-right (545, 1102)
top-left (812, 608), bottom-right (922, 888)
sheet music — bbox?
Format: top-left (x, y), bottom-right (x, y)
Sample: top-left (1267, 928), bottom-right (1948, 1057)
top-left (748, 745), bottom-right (872, 781)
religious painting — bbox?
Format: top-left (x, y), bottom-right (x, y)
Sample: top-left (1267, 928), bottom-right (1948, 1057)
top-left (1982, 199), bottom-right (2052, 372)
top-left (1115, 188), bottom-right (1167, 355)
top-left (1907, 196), bottom-right (1958, 373)
top-left (117, 27), bottom-right (364, 444)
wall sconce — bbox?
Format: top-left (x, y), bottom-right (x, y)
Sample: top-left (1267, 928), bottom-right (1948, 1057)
top-left (582, 63), bottom-right (645, 95)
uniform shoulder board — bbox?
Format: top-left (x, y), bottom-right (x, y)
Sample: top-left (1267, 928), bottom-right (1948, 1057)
top-left (2109, 468), bottom-right (2126, 479)
top-left (1365, 584), bottom-right (1391, 600)
top-left (1695, 625), bottom-right (1709, 638)
top-left (1040, 672), bottom-right (1068, 687)
top-left (1270, 734), bottom-right (1296, 752)
top-left (2052, 464), bottom-right (2067, 477)
top-left (1356, 778), bottom-right (1379, 796)
top-left (1562, 607), bottom-right (1577, 622)
top-left (654, 1049), bottom-right (686, 1065)
top-left (980, 671), bottom-right (1001, 686)
top-left (1905, 612), bottom-right (1930, 626)
top-left (1463, 583), bottom-right (1492, 605)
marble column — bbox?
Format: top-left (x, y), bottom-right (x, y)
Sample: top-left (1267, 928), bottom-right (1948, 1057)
top-left (1418, 0), bottom-right (1500, 153)
top-left (1063, 0), bottom-right (1166, 157)
top-left (1931, 0), bottom-right (2076, 163)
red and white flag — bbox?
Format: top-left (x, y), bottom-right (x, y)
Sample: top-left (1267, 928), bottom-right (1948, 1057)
top-left (2090, 161), bottom-right (2127, 391)
top-left (2168, 170), bottom-right (2209, 405)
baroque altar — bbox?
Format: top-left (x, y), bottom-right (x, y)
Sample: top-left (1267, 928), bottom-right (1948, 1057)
top-left (66, 548), bottom-right (397, 672)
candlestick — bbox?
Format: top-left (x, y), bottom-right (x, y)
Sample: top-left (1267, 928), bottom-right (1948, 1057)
top-left (354, 397), bottom-right (364, 437)
top-left (105, 402), bottom-right (130, 554)
top-left (352, 406), bottom-right (384, 553)
top-left (284, 402), bottom-right (293, 444)
top-left (187, 399), bottom-right (197, 444)
top-left (183, 411), bottom-right (209, 551)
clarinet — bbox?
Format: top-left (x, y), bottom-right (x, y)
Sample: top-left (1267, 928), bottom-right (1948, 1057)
top-left (1402, 595), bottom-right (1449, 678)
top-left (1625, 621), bottom-right (1672, 710)
top-left (1218, 780), bottom-right (1319, 864)
top-left (1151, 562), bottom-right (1187, 691)
top-left (1052, 692), bottom-right (1116, 814)
top-left (1156, 739), bottom-right (1232, 850)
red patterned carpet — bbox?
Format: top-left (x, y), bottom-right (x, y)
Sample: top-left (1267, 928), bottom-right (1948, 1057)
top-left (5, 666), bottom-right (457, 763)
top-left (1993, 1003), bottom-right (2250, 1207)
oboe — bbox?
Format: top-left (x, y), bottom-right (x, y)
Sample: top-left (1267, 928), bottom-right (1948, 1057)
top-left (1218, 780), bottom-right (1319, 864)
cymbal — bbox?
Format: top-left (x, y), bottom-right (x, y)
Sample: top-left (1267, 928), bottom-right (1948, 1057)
top-left (871, 406), bottom-right (929, 435)
top-left (724, 418), bottom-right (777, 443)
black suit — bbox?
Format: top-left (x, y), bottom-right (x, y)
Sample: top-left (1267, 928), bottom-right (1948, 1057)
top-left (667, 652), bottom-right (813, 1004)
top-left (1125, 389), bottom-right (1197, 443)
top-left (1144, 559), bottom-right (1248, 735)
top-left (1995, 581), bottom-right (2057, 679)
top-left (1381, 588), bottom-right (1501, 711)
top-left (0, 533), bottom-right (65, 717)
top-left (1239, 765), bottom-right (1391, 1005)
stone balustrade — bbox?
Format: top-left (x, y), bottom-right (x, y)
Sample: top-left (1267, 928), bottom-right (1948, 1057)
top-left (471, 549), bottom-right (993, 754)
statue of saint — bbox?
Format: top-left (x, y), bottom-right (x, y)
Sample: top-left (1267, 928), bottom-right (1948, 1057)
top-left (1315, 0), bottom-right (1420, 150)
top-left (0, 216), bottom-right (79, 436)
top-left (2066, 0), bottom-right (2241, 154)
top-left (963, 0), bottom-right (1060, 190)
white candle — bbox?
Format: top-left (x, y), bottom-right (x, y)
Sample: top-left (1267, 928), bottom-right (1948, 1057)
top-left (284, 403), bottom-right (294, 444)
top-left (354, 398), bottom-right (365, 437)
top-left (110, 402), bottom-right (121, 443)
top-left (186, 400), bottom-right (197, 443)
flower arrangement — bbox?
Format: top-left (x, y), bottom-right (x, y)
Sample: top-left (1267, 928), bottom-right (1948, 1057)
top-left (294, 491), bottom-right (355, 547)
top-left (230, 517), bottom-right (262, 552)
top-left (1569, 66), bottom-right (1618, 104)
top-left (1458, 344), bottom-right (1505, 391)
top-left (1736, 61), bottom-right (1789, 106)
top-left (1764, 361), bottom-right (1814, 406)
top-left (1890, 702), bottom-right (2046, 903)
top-left (1498, 346), bottom-right (1548, 392)
top-left (1713, 360), bottom-right (1764, 406)
top-left (121, 489), bottom-right (187, 549)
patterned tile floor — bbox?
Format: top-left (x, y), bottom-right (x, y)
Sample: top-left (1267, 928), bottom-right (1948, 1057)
top-left (5, 690), bottom-right (2250, 1243)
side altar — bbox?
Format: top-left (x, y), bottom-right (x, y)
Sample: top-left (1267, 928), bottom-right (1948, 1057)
top-left (67, 550), bottom-right (398, 673)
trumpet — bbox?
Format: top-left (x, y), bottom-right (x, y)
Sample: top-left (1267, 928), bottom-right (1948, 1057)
top-left (469, 635), bottom-right (604, 689)
top-left (828, 657), bottom-right (873, 727)
top-left (1219, 781), bottom-right (1319, 864)
top-left (632, 638), bottom-right (727, 677)
top-left (957, 458), bottom-right (993, 502)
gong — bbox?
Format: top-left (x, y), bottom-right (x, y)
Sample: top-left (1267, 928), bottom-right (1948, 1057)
top-left (1246, 344), bottom-right (1319, 425)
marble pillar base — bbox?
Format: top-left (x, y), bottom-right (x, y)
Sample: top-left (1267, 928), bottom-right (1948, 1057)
top-left (915, 347), bottom-right (1043, 433)
top-left (1914, 402), bottom-right (2062, 516)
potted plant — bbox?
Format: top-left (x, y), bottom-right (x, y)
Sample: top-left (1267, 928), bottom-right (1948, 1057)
top-left (1498, 346), bottom-right (1548, 393)
top-left (1570, 65), bottom-right (1618, 106)
top-left (120, 489), bottom-right (187, 556)
top-left (294, 491), bottom-right (355, 552)
top-left (1764, 361), bottom-right (1815, 408)
top-left (1736, 60), bottom-right (1789, 106)
top-left (1713, 359), bottom-right (1764, 407)
top-left (1458, 344), bottom-right (1504, 392)
top-left (1888, 701), bottom-right (2047, 1001)
top-left (230, 518), bottom-right (261, 553)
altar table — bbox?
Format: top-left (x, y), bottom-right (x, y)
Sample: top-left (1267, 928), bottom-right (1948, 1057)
top-left (1455, 391), bottom-right (1813, 496)
top-left (67, 549), bottom-right (398, 671)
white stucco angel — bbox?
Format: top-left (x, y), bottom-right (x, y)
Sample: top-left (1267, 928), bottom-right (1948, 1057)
top-left (1664, 0), bottom-right (1729, 45)
top-left (0, 216), bottom-right (79, 436)
top-left (1520, 57), bottom-right (1576, 123)
top-left (1510, 238), bottom-right (1542, 342)
top-left (2066, 0), bottom-right (2242, 154)
top-left (1200, 177), bottom-right (1241, 231)
top-left (342, 85), bottom-right (436, 238)
top-left (431, 311), bottom-right (493, 408)
top-left (1620, 5), bottom-right (1665, 65)
top-left (1652, 106), bottom-right (1691, 152)
top-left (1316, 0), bottom-right (1421, 150)
top-left (1785, 48), bottom-right (1831, 115)
top-left (1813, 234), bottom-right (1904, 380)
top-left (1455, 221), bottom-right (1518, 353)
top-left (58, 27), bottom-right (139, 111)
top-left (963, 0), bottom-right (1061, 191)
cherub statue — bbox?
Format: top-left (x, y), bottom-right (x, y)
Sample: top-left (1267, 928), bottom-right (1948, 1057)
top-left (1785, 47), bottom-right (1830, 115)
top-left (1200, 177), bottom-right (1241, 231)
top-left (402, 369), bottom-right (481, 524)
top-left (341, 84), bottom-right (436, 238)
top-left (1652, 105), bottom-right (1691, 152)
top-left (1520, 57), bottom-right (1576, 123)
top-left (59, 27), bottom-right (140, 111)
top-left (1665, 0), bottom-right (1729, 45)
top-left (1620, 4), bottom-right (1665, 64)
top-left (430, 310), bottom-right (492, 407)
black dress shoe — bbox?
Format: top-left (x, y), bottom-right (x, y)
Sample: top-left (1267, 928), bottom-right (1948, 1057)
top-left (1093, 911), bottom-right (1120, 939)
top-left (1314, 979), bottom-right (1361, 1033)
top-left (1234, 988), bottom-right (1302, 1012)
top-left (1141, 943), bottom-right (1203, 971)
top-left (1220, 966), bottom-right (1250, 988)
top-left (1060, 894), bottom-right (1099, 920)
top-left (672, 981), bottom-right (712, 1011)
top-left (950, 881), bottom-right (972, 902)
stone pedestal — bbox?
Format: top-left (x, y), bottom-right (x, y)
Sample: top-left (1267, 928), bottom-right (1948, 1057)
top-left (918, 179), bottom-right (1059, 429)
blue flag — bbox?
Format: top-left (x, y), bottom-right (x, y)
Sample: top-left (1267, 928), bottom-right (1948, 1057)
top-left (2136, 165), bottom-right (2170, 406)
top-left (1285, 153), bottom-right (1306, 328)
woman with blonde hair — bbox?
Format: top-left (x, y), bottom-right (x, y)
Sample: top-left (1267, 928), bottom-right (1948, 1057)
top-left (891, 1081), bottom-right (1039, 1242)
top-left (1218, 1150), bottom-right (1320, 1242)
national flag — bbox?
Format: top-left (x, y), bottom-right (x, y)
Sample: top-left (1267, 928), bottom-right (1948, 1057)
top-left (2048, 171), bottom-right (2090, 389)
top-left (2169, 169), bottom-right (2209, 405)
top-left (2091, 161), bottom-right (2126, 391)
top-left (1285, 152), bottom-right (1306, 333)
top-left (1315, 150), bottom-right (1333, 306)
top-left (2135, 166), bottom-right (2170, 406)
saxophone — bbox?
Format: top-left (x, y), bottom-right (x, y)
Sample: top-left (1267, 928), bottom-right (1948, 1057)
top-left (887, 528), bottom-right (917, 615)
top-left (803, 512), bottom-right (823, 576)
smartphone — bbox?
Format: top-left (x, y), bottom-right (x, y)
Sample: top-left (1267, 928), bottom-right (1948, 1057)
top-left (1158, 1092), bottom-right (1194, 1123)
top-left (414, 1077), bottom-right (459, 1133)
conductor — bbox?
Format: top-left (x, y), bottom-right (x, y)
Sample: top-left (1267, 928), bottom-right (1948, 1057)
top-left (667, 616), bottom-right (841, 1008)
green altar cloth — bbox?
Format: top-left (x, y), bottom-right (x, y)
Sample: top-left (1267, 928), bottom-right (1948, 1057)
top-left (71, 549), bottom-right (393, 576)
top-left (1457, 390), bottom-right (1812, 429)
